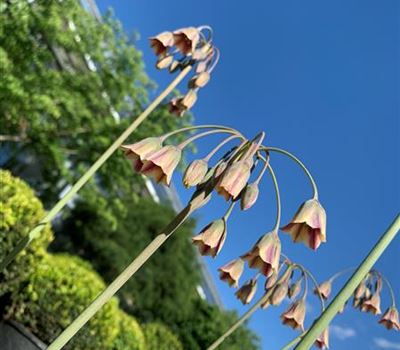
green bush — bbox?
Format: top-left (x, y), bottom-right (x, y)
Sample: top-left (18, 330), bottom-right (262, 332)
top-left (6, 253), bottom-right (120, 349)
top-left (112, 311), bottom-right (146, 350)
top-left (0, 170), bottom-right (53, 296)
top-left (144, 322), bottom-right (183, 350)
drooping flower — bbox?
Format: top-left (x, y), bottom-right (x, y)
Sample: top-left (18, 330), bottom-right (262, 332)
top-left (168, 97), bottom-right (186, 117)
top-left (216, 159), bottom-right (252, 200)
top-left (281, 199), bottom-right (327, 250)
top-left (149, 31), bottom-right (174, 56)
top-left (242, 231), bottom-right (281, 277)
top-left (314, 280), bottom-right (332, 300)
top-left (240, 183), bottom-right (260, 210)
top-left (192, 219), bottom-right (227, 258)
top-left (315, 328), bottom-right (330, 349)
top-left (173, 27), bottom-right (200, 55)
top-left (270, 281), bottom-right (289, 306)
top-left (265, 270), bottom-right (279, 290)
top-left (183, 159), bottom-right (208, 188)
top-left (181, 89), bottom-right (198, 110)
top-left (280, 299), bottom-right (307, 331)
top-left (218, 259), bottom-right (245, 288)
top-left (235, 278), bottom-right (258, 305)
top-left (361, 293), bottom-right (382, 315)
top-left (121, 137), bottom-right (162, 172)
top-left (379, 306), bottom-right (400, 331)
top-left (140, 145), bottom-right (181, 186)
top-left (189, 71), bottom-right (211, 88)
top-left (288, 279), bottom-right (302, 299)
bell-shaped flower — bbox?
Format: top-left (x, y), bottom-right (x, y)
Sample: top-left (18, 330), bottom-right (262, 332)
top-left (281, 199), bottom-right (327, 250)
top-left (156, 55), bottom-right (174, 70)
top-left (314, 280), bottom-right (332, 300)
top-left (192, 219), bottom-right (227, 258)
top-left (235, 278), bottom-right (258, 305)
top-left (270, 281), bottom-right (289, 306)
top-left (265, 270), bottom-right (279, 290)
top-left (189, 71), bottom-right (210, 88)
top-left (168, 97), bottom-right (186, 117)
top-left (218, 258), bottom-right (245, 288)
top-left (242, 231), bottom-right (281, 277)
top-left (149, 31), bottom-right (174, 56)
top-left (288, 280), bottom-right (302, 300)
top-left (121, 137), bottom-right (162, 172)
top-left (280, 299), bottom-right (307, 331)
top-left (181, 89), bottom-right (197, 110)
top-left (315, 328), bottom-right (330, 349)
top-left (183, 159), bottom-right (208, 188)
top-left (379, 306), bottom-right (400, 331)
top-left (173, 27), bottom-right (200, 55)
top-left (140, 145), bottom-right (181, 186)
top-left (361, 292), bottom-right (382, 315)
top-left (216, 159), bottom-right (252, 200)
top-left (240, 183), bottom-right (260, 210)
top-left (354, 281), bottom-right (367, 299)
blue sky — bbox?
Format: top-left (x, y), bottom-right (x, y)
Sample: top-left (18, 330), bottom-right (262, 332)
top-left (95, 1), bottom-right (399, 349)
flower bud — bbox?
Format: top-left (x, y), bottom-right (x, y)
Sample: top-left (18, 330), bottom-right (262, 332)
top-left (280, 299), bottom-right (306, 331)
top-left (192, 219), bottom-right (227, 257)
top-left (140, 145), bottom-right (181, 186)
top-left (214, 161), bottom-right (228, 179)
top-left (121, 137), bottom-right (162, 172)
top-left (240, 183), bottom-right (260, 210)
top-left (173, 27), bottom-right (200, 55)
top-left (288, 280), bottom-right (302, 299)
top-left (189, 71), bottom-right (210, 89)
top-left (216, 160), bottom-right (252, 201)
top-left (314, 280), bottom-right (332, 300)
top-left (315, 328), bottom-right (330, 349)
top-left (183, 159), bottom-right (208, 188)
top-left (156, 55), bottom-right (174, 69)
top-left (379, 306), bottom-right (400, 331)
top-left (181, 89), bottom-right (197, 109)
top-left (265, 270), bottom-right (278, 290)
top-left (354, 281), bottom-right (367, 299)
top-left (169, 60), bottom-right (180, 73)
top-left (218, 259), bottom-right (245, 287)
top-left (270, 281), bottom-right (289, 306)
top-left (235, 279), bottom-right (258, 305)
top-left (242, 231), bottom-right (281, 277)
top-left (281, 198), bottom-right (327, 250)
top-left (149, 31), bottom-right (174, 56)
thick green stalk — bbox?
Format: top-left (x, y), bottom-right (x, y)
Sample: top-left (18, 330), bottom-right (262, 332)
top-left (47, 205), bottom-right (193, 350)
top-left (207, 265), bottom-right (294, 350)
top-left (294, 214), bottom-right (400, 350)
top-left (0, 66), bottom-right (192, 272)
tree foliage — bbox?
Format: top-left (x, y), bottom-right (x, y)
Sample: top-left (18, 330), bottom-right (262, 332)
top-left (0, 0), bottom-right (191, 205)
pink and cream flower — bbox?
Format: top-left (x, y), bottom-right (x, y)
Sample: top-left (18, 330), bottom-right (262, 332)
top-left (314, 280), bottom-right (332, 300)
top-left (315, 328), bottom-right (330, 349)
top-left (235, 278), bottom-right (258, 305)
top-left (379, 306), bottom-right (400, 331)
top-left (218, 258), bottom-right (245, 288)
top-left (280, 299), bottom-right (307, 331)
top-left (173, 27), bottom-right (200, 55)
top-left (192, 219), bottom-right (227, 258)
top-left (121, 137), bottom-right (162, 172)
top-left (149, 31), bottom-right (174, 57)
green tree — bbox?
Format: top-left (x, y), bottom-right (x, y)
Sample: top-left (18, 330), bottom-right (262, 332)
top-left (0, 0), bottom-right (191, 205)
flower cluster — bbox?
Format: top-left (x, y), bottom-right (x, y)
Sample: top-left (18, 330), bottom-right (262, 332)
top-left (314, 269), bottom-right (399, 331)
top-left (149, 26), bottom-right (218, 117)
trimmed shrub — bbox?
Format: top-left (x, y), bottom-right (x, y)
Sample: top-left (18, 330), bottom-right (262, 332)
top-left (0, 170), bottom-right (53, 296)
top-left (144, 322), bottom-right (184, 350)
top-left (6, 253), bottom-right (120, 350)
top-left (112, 311), bottom-right (146, 350)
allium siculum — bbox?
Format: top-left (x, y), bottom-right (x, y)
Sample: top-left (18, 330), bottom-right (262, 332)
top-left (149, 31), bottom-right (174, 56)
top-left (156, 55), bottom-right (174, 69)
top-left (265, 270), bottom-right (279, 290)
top-left (168, 97), bottom-right (186, 117)
top-left (173, 27), bottom-right (200, 55)
top-left (242, 231), bottom-right (281, 277)
top-left (280, 299), bottom-right (307, 331)
top-left (314, 280), bottom-right (332, 300)
top-left (315, 328), bottom-right (330, 349)
top-left (218, 258), bottom-right (245, 288)
top-left (379, 306), bottom-right (400, 331)
top-left (270, 280), bottom-right (289, 306)
top-left (140, 145), bottom-right (181, 186)
top-left (216, 159), bottom-right (253, 200)
top-left (240, 183), bottom-right (260, 211)
top-left (183, 159), bottom-right (208, 188)
top-left (192, 219), bottom-right (227, 258)
top-left (235, 278), bottom-right (258, 305)
top-left (361, 292), bottom-right (382, 315)
top-left (181, 89), bottom-right (198, 109)
top-left (288, 279), bottom-right (302, 299)
top-left (121, 137), bottom-right (162, 172)
top-left (189, 71), bottom-right (210, 88)
top-left (281, 198), bottom-right (327, 250)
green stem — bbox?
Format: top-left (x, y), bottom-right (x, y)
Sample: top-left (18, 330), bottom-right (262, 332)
top-left (263, 146), bottom-right (318, 199)
top-left (0, 66), bottom-right (193, 272)
top-left (267, 163), bottom-right (281, 232)
top-left (207, 265), bottom-right (294, 350)
top-left (281, 334), bottom-right (303, 350)
top-left (223, 202), bottom-right (236, 220)
top-left (47, 205), bottom-right (194, 350)
top-left (294, 214), bottom-right (400, 350)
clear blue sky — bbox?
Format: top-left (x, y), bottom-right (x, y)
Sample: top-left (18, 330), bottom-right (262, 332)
top-left (95, 1), bottom-right (399, 349)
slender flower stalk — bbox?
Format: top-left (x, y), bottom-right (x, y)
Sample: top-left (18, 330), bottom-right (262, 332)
top-left (0, 66), bottom-right (194, 273)
top-left (178, 129), bottom-right (240, 149)
top-left (204, 135), bottom-right (243, 161)
top-left (294, 214), bottom-right (400, 350)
